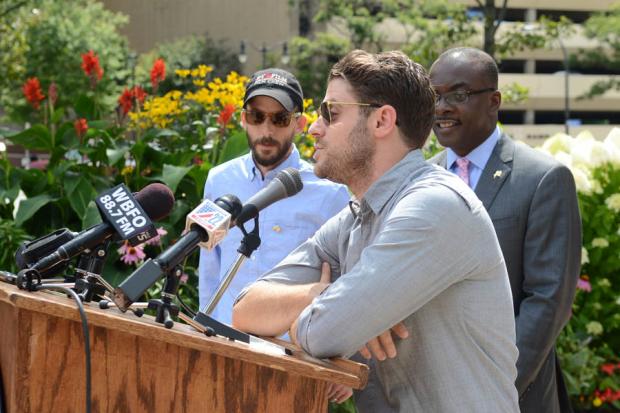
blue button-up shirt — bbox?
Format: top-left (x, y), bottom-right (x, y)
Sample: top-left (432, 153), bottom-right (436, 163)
top-left (446, 126), bottom-right (500, 190)
top-left (198, 145), bottom-right (350, 327)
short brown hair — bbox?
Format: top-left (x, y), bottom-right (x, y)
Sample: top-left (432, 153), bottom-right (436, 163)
top-left (329, 50), bottom-right (435, 149)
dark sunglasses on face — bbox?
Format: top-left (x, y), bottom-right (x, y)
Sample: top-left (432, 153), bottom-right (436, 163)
top-left (319, 101), bottom-right (382, 125)
top-left (435, 88), bottom-right (496, 106)
top-left (243, 109), bottom-right (299, 127)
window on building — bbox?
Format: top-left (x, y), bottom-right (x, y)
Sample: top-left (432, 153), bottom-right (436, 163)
top-left (499, 110), bottom-right (526, 124)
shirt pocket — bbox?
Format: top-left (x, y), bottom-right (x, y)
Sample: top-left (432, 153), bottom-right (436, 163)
top-left (259, 220), bottom-right (319, 266)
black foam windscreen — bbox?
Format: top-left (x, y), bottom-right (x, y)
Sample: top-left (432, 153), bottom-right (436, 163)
top-left (135, 183), bottom-right (175, 221)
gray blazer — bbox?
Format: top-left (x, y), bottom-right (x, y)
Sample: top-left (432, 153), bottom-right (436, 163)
top-left (430, 133), bottom-right (581, 413)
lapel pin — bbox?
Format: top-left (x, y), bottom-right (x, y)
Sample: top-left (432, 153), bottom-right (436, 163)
top-left (493, 170), bottom-right (503, 179)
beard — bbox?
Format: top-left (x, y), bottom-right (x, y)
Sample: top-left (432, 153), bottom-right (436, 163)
top-left (248, 134), bottom-right (294, 168)
top-left (314, 117), bottom-right (375, 185)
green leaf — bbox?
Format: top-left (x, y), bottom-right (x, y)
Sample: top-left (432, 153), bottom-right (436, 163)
top-left (106, 145), bottom-right (130, 166)
top-left (14, 194), bottom-right (56, 227)
top-left (75, 95), bottom-right (96, 119)
top-left (81, 200), bottom-right (103, 230)
top-left (153, 164), bottom-right (193, 193)
top-left (7, 125), bottom-right (53, 151)
top-left (64, 175), bottom-right (97, 218)
top-left (219, 131), bottom-right (249, 164)
top-left (168, 198), bottom-right (192, 226)
top-left (51, 107), bottom-right (65, 124)
top-left (154, 129), bottom-right (181, 138)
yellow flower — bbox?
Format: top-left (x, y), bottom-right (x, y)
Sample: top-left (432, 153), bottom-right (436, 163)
top-left (303, 111), bottom-right (318, 133)
top-left (593, 397), bottom-right (602, 407)
top-left (175, 69), bottom-right (190, 78)
top-left (193, 79), bottom-right (206, 87)
top-left (303, 98), bottom-right (314, 112)
top-left (121, 165), bottom-right (134, 176)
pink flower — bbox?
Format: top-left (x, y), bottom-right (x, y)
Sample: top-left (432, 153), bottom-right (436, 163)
top-left (145, 226), bottom-right (168, 246)
top-left (577, 276), bottom-right (591, 292)
top-left (117, 241), bottom-right (146, 265)
top-left (179, 272), bottom-right (189, 284)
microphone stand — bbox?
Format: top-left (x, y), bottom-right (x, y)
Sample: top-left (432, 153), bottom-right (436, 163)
top-left (73, 242), bottom-right (110, 303)
top-left (183, 216), bottom-right (261, 342)
top-left (147, 266), bottom-right (181, 329)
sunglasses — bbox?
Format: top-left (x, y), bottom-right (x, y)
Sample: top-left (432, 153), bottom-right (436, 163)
top-left (319, 101), bottom-right (381, 125)
top-left (243, 109), bottom-right (299, 128)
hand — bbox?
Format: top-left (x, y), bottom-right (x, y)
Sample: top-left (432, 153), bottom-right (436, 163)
top-left (308, 261), bottom-right (332, 298)
top-left (327, 383), bottom-right (353, 404)
top-left (358, 322), bottom-right (409, 361)
top-left (290, 262), bottom-right (333, 344)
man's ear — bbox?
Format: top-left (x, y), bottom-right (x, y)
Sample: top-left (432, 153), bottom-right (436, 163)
top-left (240, 109), bottom-right (247, 128)
top-left (295, 113), bottom-right (308, 134)
top-left (490, 90), bottom-right (502, 113)
top-left (372, 105), bottom-right (398, 139)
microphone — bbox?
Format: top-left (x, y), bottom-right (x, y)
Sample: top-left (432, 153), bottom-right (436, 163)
top-left (234, 167), bottom-right (303, 227)
top-left (111, 194), bottom-right (242, 310)
top-left (18, 183), bottom-right (175, 277)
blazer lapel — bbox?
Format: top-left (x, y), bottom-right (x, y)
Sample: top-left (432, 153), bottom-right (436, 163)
top-left (475, 133), bottom-right (514, 211)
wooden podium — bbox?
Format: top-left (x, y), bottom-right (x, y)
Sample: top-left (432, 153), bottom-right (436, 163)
top-left (0, 282), bottom-right (367, 413)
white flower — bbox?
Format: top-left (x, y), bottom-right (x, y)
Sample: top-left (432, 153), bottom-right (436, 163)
top-left (553, 151), bottom-right (573, 168)
top-left (581, 247), bottom-right (589, 264)
top-left (598, 278), bottom-right (611, 288)
top-left (591, 179), bottom-right (604, 194)
top-left (592, 238), bottom-right (609, 248)
top-left (571, 166), bottom-right (592, 194)
top-left (604, 127), bottom-right (620, 166)
top-left (541, 133), bottom-right (573, 155)
top-left (570, 135), bottom-right (609, 169)
top-left (0, 141), bottom-right (6, 152)
top-left (586, 321), bottom-right (603, 336)
top-left (605, 193), bottom-right (620, 213)
top-left (12, 190), bottom-right (27, 220)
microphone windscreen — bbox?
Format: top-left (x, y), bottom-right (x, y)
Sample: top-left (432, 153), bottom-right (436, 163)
top-left (277, 168), bottom-right (303, 196)
top-left (135, 183), bottom-right (175, 221)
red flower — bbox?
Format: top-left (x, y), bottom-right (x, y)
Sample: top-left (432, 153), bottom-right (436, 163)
top-left (119, 88), bottom-right (133, 115)
top-left (217, 104), bottom-right (236, 126)
top-left (74, 118), bottom-right (88, 138)
top-left (601, 363), bottom-right (616, 375)
top-left (132, 86), bottom-right (147, 104)
top-left (118, 86), bottom-right (148, 115)
top-left (150, 58), bottom-right (166, 91)
top-left (81, 50), bottom-right (104, 82)
top-left (48, 82), bottom-right (58, 106)
top-left (22, 77), bottom-right (45, 109)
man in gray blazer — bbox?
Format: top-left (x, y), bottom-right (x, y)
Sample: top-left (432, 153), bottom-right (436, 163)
top-left (429, 47), bottom-right (581, 413)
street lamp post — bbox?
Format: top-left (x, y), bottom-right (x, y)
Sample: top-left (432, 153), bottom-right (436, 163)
top-left (557, 37), bottom-right (570, 135)
top-left (238, 41), bottom-right (290, 70)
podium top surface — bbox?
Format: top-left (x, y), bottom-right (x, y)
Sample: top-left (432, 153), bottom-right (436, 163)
top-left (0, 281), bottom-right (368, 389)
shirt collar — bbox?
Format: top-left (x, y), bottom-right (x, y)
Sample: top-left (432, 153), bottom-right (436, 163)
top-left (362, 149), bottom-right (426, 216)
top-left (243, 144), bottom-right (302, 182)
top-left (446, 125), bottom-right (500, 171)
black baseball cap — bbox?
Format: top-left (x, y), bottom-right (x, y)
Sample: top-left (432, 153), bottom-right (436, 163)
top-left (244, 68), bottom-right (304, 113)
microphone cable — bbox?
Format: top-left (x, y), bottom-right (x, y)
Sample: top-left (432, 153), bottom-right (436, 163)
top-left (36, 283), bottom-right (92, 413)
top-left (176, 291), bottom-right (196, 318)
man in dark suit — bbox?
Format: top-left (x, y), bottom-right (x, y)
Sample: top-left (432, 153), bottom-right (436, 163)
top-left (429, 47), bottom-right (581, 413)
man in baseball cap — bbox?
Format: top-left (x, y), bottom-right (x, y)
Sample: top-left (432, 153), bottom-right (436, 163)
top-left (198, 68), bottom-right (350, 401)
top-left (243, 68), bottom-right (304, 113)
